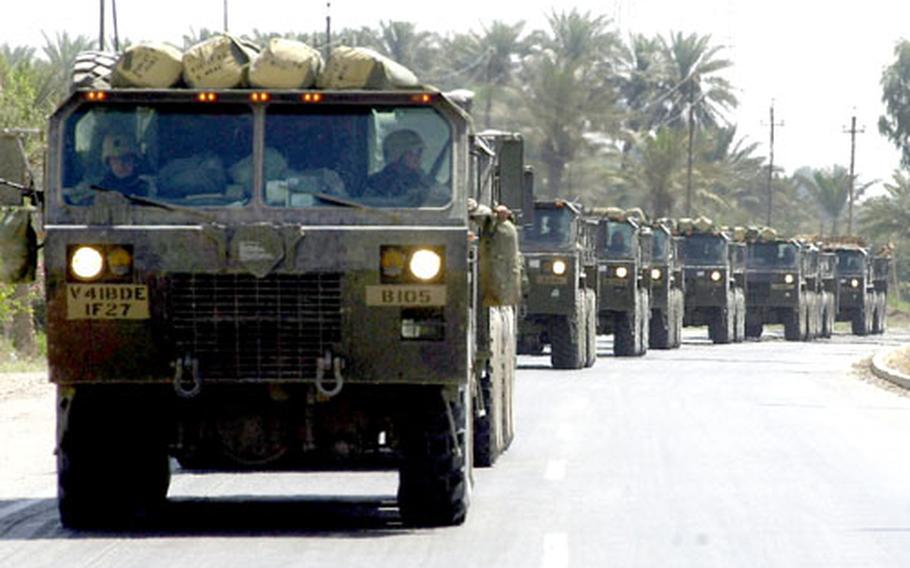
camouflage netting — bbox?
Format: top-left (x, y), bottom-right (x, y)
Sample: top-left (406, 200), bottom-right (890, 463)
top-left (0, 207), bottom-right (37, 283)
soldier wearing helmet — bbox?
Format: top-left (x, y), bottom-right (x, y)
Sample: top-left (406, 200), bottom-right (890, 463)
top-left (364, 129), bottom-right (439, 205)
top-left (99, 132), bottom-right (149, 196)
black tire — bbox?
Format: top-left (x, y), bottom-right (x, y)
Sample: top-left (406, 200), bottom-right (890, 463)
top-left (745, 319), bottom-right (763, 339)
top-left (672, 291), bottom-right (684, 348)
top-left (710, 300), bottom-right (733, 344)
top-left (637, 290), bottom-right (650, 356)
top-left (70, 51), bottom-right (118, 92)
top-left (784, 308), bottom-right (802, 341)
top-left (649, 308), bottom-right (671, 349)
top-left (58, 388), bottom-right (170, 529)
top-left (551, 294), bottom-right (585, 369)
top-left (398, 388), bottom-right (469, 527)
top-left (473, 375), bottom-right (497, 468)
top-left (613, 309), bottom-right (636, 356)
top-left (852, 309), bottom-right (869, 336)
top-left (733, 290), bottom-right (746, 343)
top-left (584, 290), bottom-right (598, 368)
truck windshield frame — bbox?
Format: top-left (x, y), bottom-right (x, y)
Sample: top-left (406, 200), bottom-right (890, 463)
top-left (524, 207), bottom-right (574, 249)
top-left (747, 242), bottom-right (799, 269)
top-left (603, 221), bottom-right (635, 259)
top-left (836, 250), bottom-right (866, 275)
top-left (681, 234), bottom-right (727, 265)
top-left (651, 228), bottom-right (669, 262)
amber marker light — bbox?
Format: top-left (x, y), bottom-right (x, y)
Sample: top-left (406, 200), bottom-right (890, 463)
top-left (196, 92), bottom-right (218, 103)
top-left (250, 92), bottom-right (271, 103)
top-left (411, 93), bottom-right (432, 104)
top-left (301, 93), bottom-right (324, 103)
top-left (85, 91), bottom-right (108, 101)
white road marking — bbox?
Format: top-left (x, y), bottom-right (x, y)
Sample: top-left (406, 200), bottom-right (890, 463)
top-left (542, 532), bottom-right (569, 568)
top-left (544, 459), bottom-right (567, 481)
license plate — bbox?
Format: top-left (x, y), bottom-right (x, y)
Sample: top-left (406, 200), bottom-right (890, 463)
top-left (366, 285), bottom-right (446, 306)
top-left (67, 284), bottom-right (150, 320)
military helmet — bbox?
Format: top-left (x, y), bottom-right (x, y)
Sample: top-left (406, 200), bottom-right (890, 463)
top-left (102, 132), bottom-right (138, 162)
top-left (383, 129), bottom-right (424, 164)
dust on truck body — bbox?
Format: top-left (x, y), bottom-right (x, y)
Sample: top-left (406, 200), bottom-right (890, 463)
top-left (517, 200), bottom-right (598, 369)
top-left (34, 86), bottom-right (522, 528)
top-left (679, 225), bottom-right (747, 344)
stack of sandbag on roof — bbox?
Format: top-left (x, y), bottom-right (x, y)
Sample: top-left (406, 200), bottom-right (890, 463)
top-left (316, 46), bottom-right (419, 89)
top-left (182, 34), bottom-right (260, 88)
top-left (112, 42), bottom-right (184, 88)
top-left (248, 38), bottom-right (323, 88)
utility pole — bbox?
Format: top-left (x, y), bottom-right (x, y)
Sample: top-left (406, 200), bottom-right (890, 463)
top-left (843, 113), bottom-right (865, 235)
top-left (98, 0), bottom-right (105, 51)
top-left (112, 0), bottom-right (120, 51)
top-left (763, 100), bottom-right (784, 226)
top-left (325, 2), bottom-right (333, 59)
top-left (223, 0), bottom-right (229, 33)
top-left (685, 89), bottom-right (695, 217)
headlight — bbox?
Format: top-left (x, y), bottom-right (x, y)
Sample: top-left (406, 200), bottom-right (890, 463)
top-left (784, 273), bottom-right (795, 284)
top-left (409, 249), bottom-right (442, 281)
top-left (615, 266), bottom-right (629, 279)
top-left (709, 270), bottom-right (722, 282)
top-left (850, 278), bottom-right (860, 288)
top-left (552, 260), bottom-right (567, 275)
top-left (650, 268), bottom-right (662, 280)
top-left (71, 246), bottom-right (104, 280)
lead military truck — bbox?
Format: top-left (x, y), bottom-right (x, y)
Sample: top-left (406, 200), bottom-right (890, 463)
top-left (2, 49), bottom-right (526, 529)
top-left (517, 200), bottom-right (598, 369)
top-left (678, 218), bottom-right (746, 344)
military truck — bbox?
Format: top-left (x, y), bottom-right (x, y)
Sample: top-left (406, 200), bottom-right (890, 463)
top-left (743, 230), bottom-right (819, 341)
top-left (825, 242), bottom-right (875, 335)
top-left (818, 249), bottom-right (838, 337)
top-left (518, 200), bottom-right (598, 369)
top-left (647, 219), bottom-right (684, 349)
top-left (678, 219), bottom-right (746, 344)
top-left (871, 248), bottom-right (893, 334)
top-left (3, 60), bottom-right (528, 528)
top-left (589, 207), bottom-right (652, 356)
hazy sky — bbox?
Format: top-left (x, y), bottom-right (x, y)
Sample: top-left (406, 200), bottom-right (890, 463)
top-left (4, 0), bottom-right (909, 195)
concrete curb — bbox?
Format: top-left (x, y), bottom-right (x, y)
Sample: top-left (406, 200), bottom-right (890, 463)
top-left (871, 346), bottom-right (910, 390)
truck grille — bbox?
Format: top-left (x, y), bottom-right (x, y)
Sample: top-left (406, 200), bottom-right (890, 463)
top-left (748, 282), bottom-right (771, 304)
top-left (169, 273), bottom-right (343, 380)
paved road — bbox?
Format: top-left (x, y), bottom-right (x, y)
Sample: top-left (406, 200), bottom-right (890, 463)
top-left (2, 328), bottom-right (910, 567)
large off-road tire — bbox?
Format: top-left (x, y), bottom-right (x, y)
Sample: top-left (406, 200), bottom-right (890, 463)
top-left (517, 334), bottom-right (544, 355)
top-left (672, 291), bottom-right (684, 348)
top-left (649, 307), bottom-right (671, 349)
top-left (784, 307), bottom-right (802, 341)
top-left (551, 294), bottom-right (585, 369)
top-left (584, 289), bottom-right (598, 368)
top-left (398, 388), bottom-right (470, 527)
top-left (710, 295), bottom-right (734, 344)
top-left (473, 375), bottom-right (498, 468)
top-left (852, 309), bottom-right (869, 336)
top-left (805, 292), bottom-right (818, 340)
top-left (58, 388), bottom-right (171, 529)
top-left (733, 289), bottom-right (746, 343)
top-left (637, 289), bottom-right (650, 355)
top-left (70, 51), bottom-right (118, 92)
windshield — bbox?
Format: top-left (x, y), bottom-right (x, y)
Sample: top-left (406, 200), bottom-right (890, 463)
top-left (836, 250), bottom-right (866, 274)
top-left (747, 242), bottom-right (798, 269)
top-left (652, 229), bottom-right (669, 261)
top-left (603, 221), bottom-right (634, 258)
top-left (62, 103), bottom-right (253, 207)
top-left (264, 105), bottom-right (451, 208)
top-left (681, 234), bottom-right (726, 264)
top-left (524, 208), bottom-right (573, 247)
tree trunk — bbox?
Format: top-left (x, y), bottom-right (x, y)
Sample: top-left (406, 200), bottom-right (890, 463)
top-left (10, 284), bottom-right (36, 358)
top-left (546, 158), bottom-right (565, 196)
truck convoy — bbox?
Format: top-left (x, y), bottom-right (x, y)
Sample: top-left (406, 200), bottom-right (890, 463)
top-left (824, 240), bottom-right (890, 336)
top-left (647, 219), bottom-right (684, 350)
top-left (678, 218), bottom-right (746, 344)
top-left (517, 199), bottom-right (598, 369)
top-left (589, 207), bottom-right (652, 356)
top-left (0, 42), bottom-right (525, 529)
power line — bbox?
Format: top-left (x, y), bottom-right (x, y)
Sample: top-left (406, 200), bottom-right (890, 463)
top-left (762, 100), bottom-right (784, 226)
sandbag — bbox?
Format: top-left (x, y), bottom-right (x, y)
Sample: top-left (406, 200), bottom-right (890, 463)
top-left (249, 38), bottom-right (323, 89)
top-left (0, 207), bottom-right (37, 283)
top-left (316, 46), bottom-right (419, 90)
top-left (183, 35), bottom-right (259, 89)
top-left (112, 42), bottom-right (184, 88)
top-left (159, 154), bottom-right (228, 198)
top-left (480, 219), bottom-right (522, 307)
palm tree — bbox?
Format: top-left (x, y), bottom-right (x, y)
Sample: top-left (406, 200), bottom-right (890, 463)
top-left (795, 165), bottom-right (873, 236)
top-left (40, 32), bottom-right (97, 105)
top-left (608, 127), bottom-right (686, 218)
top-left (659, 32), bottom-right (737, 216)
top-left (369, 21), bottom-right (437, 76)
top-left (517, 9), bottom-right (623, 195)
top-left (860, 170), bottom-right (910, 240)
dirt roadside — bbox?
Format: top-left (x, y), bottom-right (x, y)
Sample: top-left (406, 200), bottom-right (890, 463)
top-left (0, 371), bottom-right (52, 401)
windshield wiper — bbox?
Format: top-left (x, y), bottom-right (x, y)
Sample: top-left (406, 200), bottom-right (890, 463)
top-left (89, 185), bottom-right (217, 222)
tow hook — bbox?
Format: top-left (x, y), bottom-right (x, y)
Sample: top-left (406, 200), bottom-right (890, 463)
top-left (315, 350), bottom-right (345, 398)
top-left (173, 355), bottom-right (202, 398)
